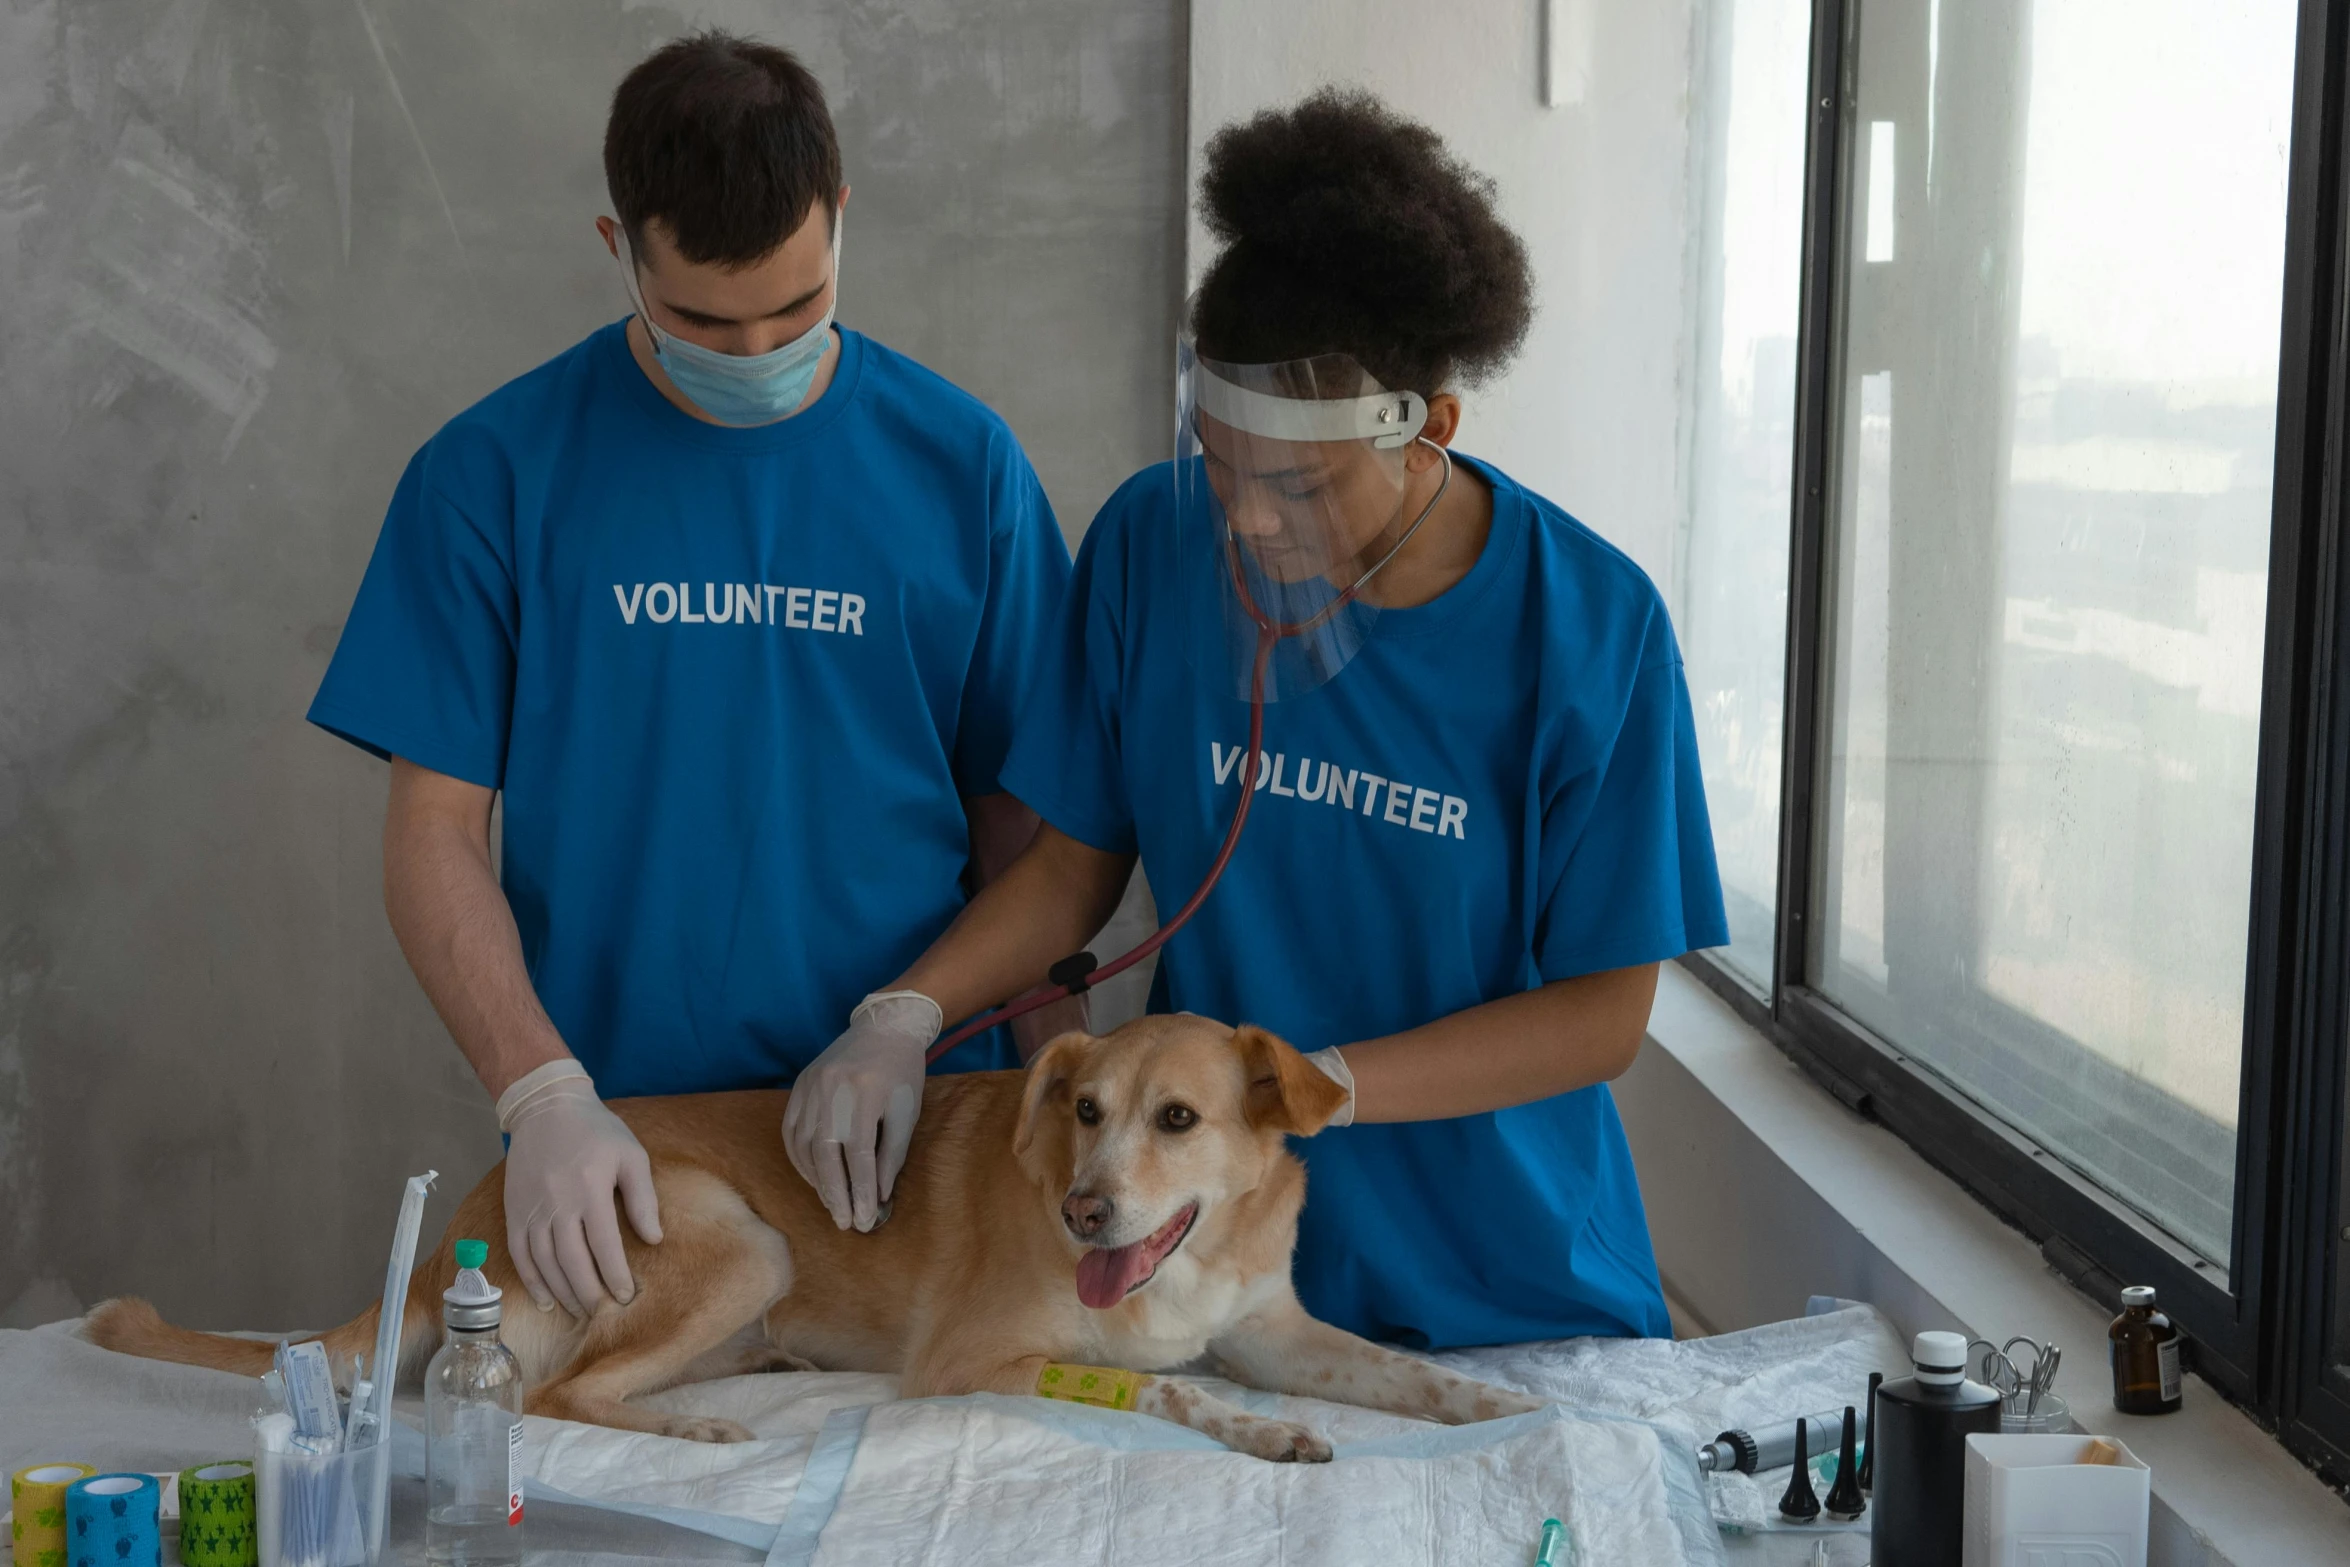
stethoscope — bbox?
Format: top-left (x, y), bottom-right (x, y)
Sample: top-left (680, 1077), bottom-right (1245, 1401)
top-left (923, 441), bottom-right (1454, 1062)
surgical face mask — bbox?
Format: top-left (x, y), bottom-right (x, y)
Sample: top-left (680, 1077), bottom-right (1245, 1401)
top-left (615, 220), bottom-right (841, 426)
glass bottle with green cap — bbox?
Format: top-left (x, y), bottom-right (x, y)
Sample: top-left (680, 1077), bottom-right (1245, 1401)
top-left (424, 1239), bottom-right (526, 1567)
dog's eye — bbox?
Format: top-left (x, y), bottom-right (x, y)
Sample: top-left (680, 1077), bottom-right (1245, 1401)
top-left (1159, 1103), bottom-right (1198, 1132)
top-left (1075, 1097), bottom-right (1100, 1125)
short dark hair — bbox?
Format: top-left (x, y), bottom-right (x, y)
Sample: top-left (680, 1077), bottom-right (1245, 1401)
top-left (1191, 89), bottom-right (1534, 397)
top-left (604, 31), bottom-right (842, 268)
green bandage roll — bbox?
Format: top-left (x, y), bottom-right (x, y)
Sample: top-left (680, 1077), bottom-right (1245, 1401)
top-left (173, 1463), bottom-right (256, 1567)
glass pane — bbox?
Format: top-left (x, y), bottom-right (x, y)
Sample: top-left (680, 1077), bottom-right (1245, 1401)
top-left (1814, 0), bottom-right (2295, 1263)
top-left (1681, 0), bottom-right (1814, 988)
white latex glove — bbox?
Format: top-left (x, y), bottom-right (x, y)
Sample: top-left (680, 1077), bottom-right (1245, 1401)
top-left (498, 1061), bottom-right (664, 1317)
top-left (1306, 1045), bottom-right (1357, 1128)
top-left (785, 990), bottom-right (941, 1231)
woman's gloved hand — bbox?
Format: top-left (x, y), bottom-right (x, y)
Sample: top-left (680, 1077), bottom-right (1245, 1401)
top-left (785, 990), bottom-right (942, 1231)
top-left (1305, 1045), bottom-right (1356, 1128)
top-left (498, 1061), bottom-right (665, 1317)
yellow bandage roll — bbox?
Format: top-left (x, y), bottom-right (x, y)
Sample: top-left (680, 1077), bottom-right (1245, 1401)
top-left (1035, 1362), bottom-right (1149, 1410)
top-left (10, 1463), bottom-right (96, 1567)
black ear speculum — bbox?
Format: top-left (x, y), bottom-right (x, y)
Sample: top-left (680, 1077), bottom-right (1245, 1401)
top-left (1824, 1404), bottom-right (1866, 1520)
top-left (1777, 1418), bottom-right (1822, 1522)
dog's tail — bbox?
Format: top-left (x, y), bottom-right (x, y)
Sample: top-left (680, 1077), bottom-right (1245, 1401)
top-left (85, 1259), bottom-right (443, 1385)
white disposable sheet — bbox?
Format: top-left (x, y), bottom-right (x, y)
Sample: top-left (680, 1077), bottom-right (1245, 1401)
top-left (2, 1300), bottom-right (1908, 1567)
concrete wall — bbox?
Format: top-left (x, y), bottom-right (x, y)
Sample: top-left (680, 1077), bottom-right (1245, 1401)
top-left (0, 0), bottom-right (1187, 1334)
top-left (1187, 0), bottom-right (1700, 589)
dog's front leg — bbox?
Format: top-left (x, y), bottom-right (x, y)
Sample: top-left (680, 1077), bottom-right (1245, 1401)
top-left (1211, 1301), bottom-right (1543, 1425)
top-left (908, 1348), bottom-right (1333, 1462)
top-left (1130, 1374), bottom-right (1333, 1462)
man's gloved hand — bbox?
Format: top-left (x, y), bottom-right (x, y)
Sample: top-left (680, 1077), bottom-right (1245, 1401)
top-left (785, 990), bottom-right (942, 1231)
top-left (498, 1061), bottom-right (665, 1317)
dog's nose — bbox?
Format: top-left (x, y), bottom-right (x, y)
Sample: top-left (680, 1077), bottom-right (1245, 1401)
top-left (1062, 1192), bottom-right (1114, 1238)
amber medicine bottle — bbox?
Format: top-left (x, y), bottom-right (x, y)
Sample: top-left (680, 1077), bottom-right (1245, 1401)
top-left (2108, 1284), bottom-right (2182, 1414)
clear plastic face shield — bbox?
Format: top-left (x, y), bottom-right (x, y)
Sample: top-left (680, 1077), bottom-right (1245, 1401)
top-left (1176, 336), bottom-right (1451, 700)
top-left (909, 348), bottom-right (1451, 1067)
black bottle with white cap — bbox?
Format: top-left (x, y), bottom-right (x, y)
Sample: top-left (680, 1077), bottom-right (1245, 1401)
top-left (1869, 1330), bottom-right (2002, 1566)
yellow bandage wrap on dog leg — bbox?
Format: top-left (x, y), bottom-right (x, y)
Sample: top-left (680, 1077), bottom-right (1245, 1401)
top-left (1034, 1362), bottom-right (1150, 1411)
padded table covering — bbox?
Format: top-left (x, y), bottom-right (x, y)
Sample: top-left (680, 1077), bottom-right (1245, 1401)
top-left (1, 1300), bottom-right (1906, 1566)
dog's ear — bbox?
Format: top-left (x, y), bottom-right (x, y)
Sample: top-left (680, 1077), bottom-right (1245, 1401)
top-left (1013, 1031), bottom-right (1093, 1156)
top-left (1234, 1025), bottom-right (1349, 1136)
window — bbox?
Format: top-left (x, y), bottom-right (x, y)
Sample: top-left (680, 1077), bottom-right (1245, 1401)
top-left (1681, 0), bottom-right (1815, 988)
top-left (1681, 0), bottom-right (2350, 1482)
top-left (1815, 0), bottom-right (2295, 1264)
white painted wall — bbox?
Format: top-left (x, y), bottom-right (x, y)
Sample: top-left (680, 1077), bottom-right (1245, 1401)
top-left (1186, 0), bottom-right (1699, 591)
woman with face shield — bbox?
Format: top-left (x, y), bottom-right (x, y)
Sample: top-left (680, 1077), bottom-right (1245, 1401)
top-left (786, 89), bottom-right (1727, 1351)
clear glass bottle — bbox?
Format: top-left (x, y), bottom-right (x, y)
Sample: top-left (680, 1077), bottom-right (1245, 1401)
top-left (424, 1239), bottom-right (525, 1567)
top-left (2108, 1284), bottom-right (2183, 1414)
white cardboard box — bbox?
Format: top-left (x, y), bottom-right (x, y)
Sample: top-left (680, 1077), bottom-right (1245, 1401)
top-left (1963, 1433), bottom-right (2151, 1567)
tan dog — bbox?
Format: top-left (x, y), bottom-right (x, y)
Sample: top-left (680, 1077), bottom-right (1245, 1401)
top-left (87, 1015), bottom-right (1539, 1460)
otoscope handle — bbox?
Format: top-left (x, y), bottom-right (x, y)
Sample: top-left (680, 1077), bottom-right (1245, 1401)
top-left (1698, 1405), bottom-right (1872, 1474)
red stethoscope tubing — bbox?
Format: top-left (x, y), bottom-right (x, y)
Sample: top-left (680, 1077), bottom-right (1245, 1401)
top-left (922, 443), bottom-right (1449, 1065)
top-left (924, 622), bottom-right (1275, 1063)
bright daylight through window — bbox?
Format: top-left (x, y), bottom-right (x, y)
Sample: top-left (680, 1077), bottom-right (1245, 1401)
top-left (1813, 0), bottom-right (2297, 1263)
top-left (1681, 0), bottom-right (1813, 988)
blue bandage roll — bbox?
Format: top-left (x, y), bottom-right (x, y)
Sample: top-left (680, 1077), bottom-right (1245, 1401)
top-left (64, 1475), bottom-right (159, 1567)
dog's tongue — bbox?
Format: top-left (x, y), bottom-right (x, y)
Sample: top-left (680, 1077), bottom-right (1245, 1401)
top-left (1075, 1245), bottom-right (1154, 1309)
top-left (1075, 1205), bottom-right (1196, 1309)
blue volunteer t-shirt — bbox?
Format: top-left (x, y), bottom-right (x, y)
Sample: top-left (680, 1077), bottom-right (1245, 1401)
top-left (309, 322), bottom-right (1069, 1095)
top-left (1000, 456), bottom-right (1727, 1349)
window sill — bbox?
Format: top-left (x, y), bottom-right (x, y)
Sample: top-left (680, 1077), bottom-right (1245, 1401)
top-left (1618, 964), bottom-right (2350, 1566)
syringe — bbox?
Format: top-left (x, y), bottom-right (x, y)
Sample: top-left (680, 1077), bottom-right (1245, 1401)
top-left (1695, 1405), bottom-right (1871, 1474)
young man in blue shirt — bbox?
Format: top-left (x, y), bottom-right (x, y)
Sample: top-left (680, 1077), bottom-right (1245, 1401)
top-left (830, 91), bottom-right (1728, 1349)
top-left (309, 34), bottom-right (1072, 1320)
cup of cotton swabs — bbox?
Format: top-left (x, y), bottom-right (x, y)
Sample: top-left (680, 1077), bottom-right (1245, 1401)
top-left (256, 1339), bottom-right (373, 1567)
top-left (251, 1171), bottom-right (436, 1567)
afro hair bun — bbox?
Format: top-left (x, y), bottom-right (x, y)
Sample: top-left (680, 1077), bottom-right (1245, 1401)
top-left (1192, 88), bottom-right (1533, 395)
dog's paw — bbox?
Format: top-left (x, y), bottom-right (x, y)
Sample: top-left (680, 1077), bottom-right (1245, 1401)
top-left (659, 1414), bottom-right (757, 1443)
top-left (1235, 1419), bottom-right (1333, 1463)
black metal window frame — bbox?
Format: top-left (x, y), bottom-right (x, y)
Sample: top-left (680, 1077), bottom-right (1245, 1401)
top-left (1677, 0), bottom-right (2350, 1484)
